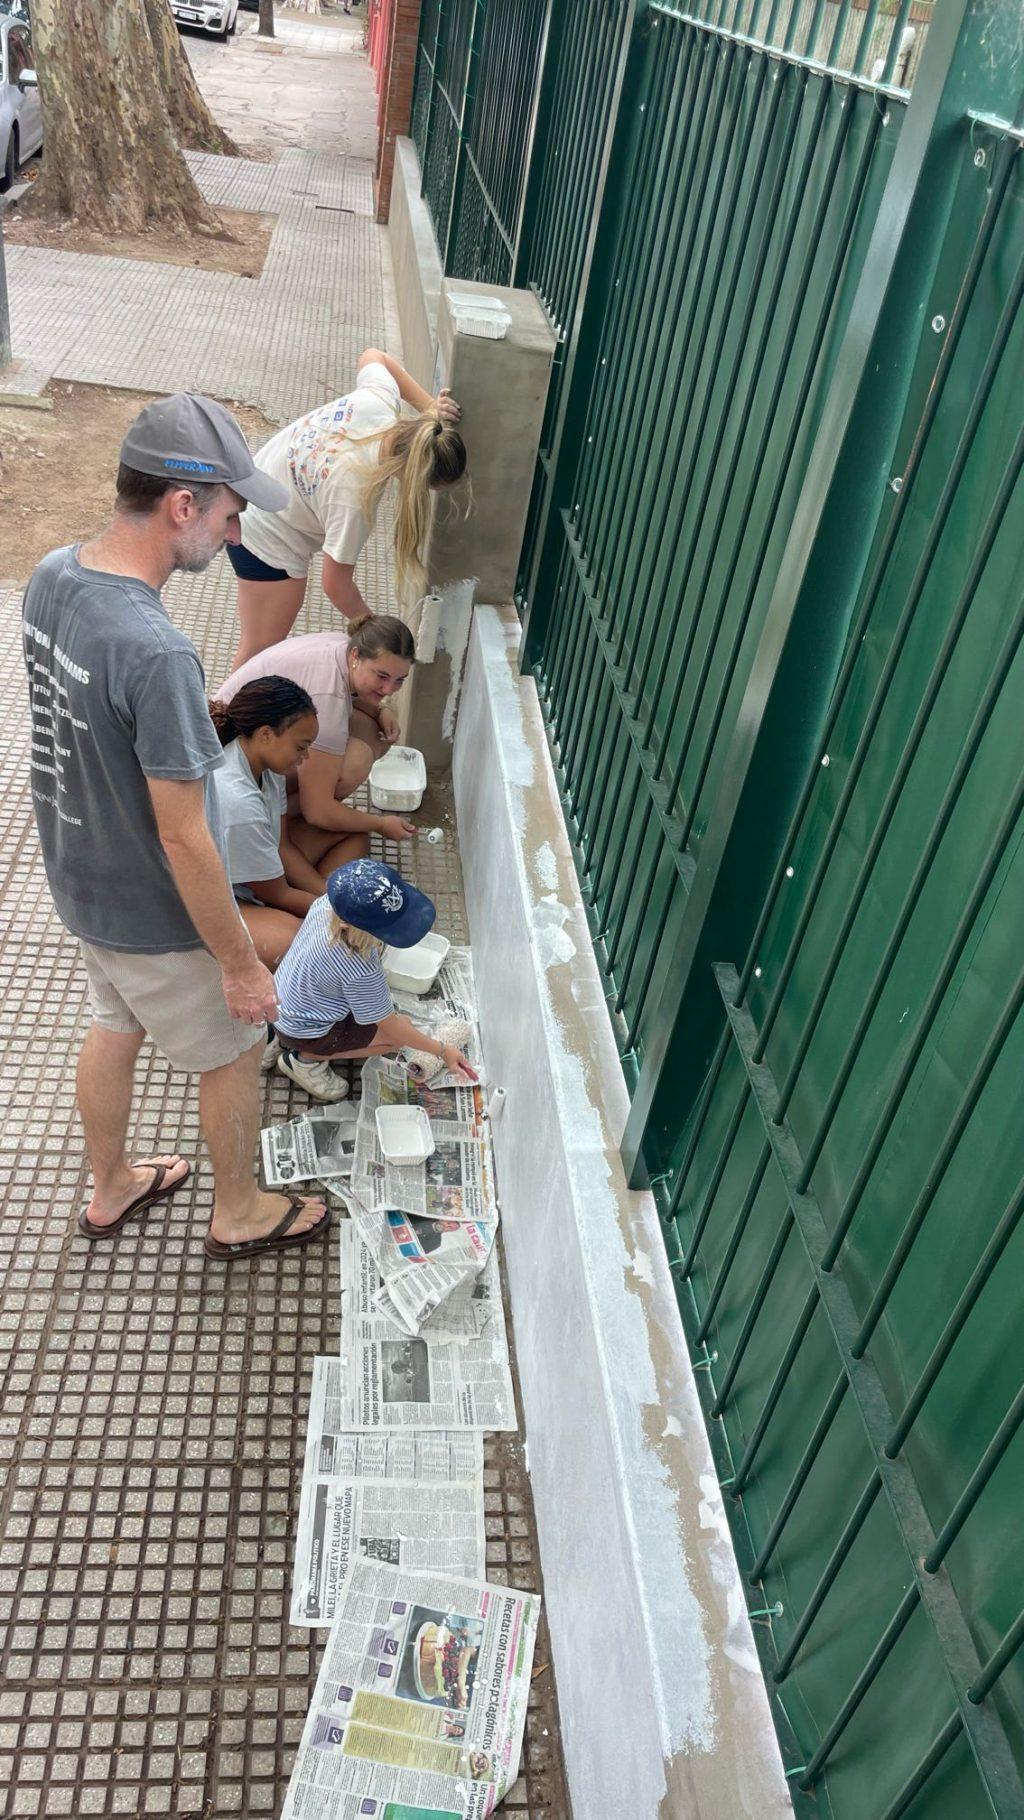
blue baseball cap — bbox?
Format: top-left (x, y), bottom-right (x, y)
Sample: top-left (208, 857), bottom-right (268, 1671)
top-left (327, 860), bottom-right (436, 948)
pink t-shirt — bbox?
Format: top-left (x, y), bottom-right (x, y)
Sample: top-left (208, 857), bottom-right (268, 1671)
top-left (216, 633), bottom-right (353, 755)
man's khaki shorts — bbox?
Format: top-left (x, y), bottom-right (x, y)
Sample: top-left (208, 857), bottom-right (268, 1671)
top-left (79, 941), bottom-right (266, 1074)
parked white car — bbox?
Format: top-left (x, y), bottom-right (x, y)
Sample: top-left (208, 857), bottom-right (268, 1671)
top-left (171, 0), bottom-right (239, 39)
top-left (0, 14), bottom-right (42, 193)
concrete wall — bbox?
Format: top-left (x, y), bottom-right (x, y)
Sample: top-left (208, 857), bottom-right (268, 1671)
top-left (388, 136), bottom-right (441, 393)
top-left (454, 605), bottom-right (794, 1820)
top-left (427, 281), bottom-right (555, 601)
top-left (405, 284), bottom-right (555, 767)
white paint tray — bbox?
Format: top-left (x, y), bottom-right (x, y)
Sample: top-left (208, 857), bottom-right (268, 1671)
top-left (375, 1104), bottom-right (435, 1164)
top-left (369, 745), bottom-right (427, 812)
top-left (383, 932), bottom-right (450, 995)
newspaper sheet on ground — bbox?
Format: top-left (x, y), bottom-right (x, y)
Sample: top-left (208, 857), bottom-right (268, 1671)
top-left (304, 1358), bottom-right (485, 1484)
top-left (377, 1248), bottom-right (506, 1346)
top-left (390, 948), bottom-right (485, 1090)
top-left (372, 1059), bottom-right (488, 1140)
top-left (340, 1224), bottom-right (515, 1432)
top-left (352, 1062), bottom-right (496, 1224)
top-left (341, 1223), bottom-right (505, 1345)
top-left (291, 1474), bottom-right (487, 1628)
top-left (293, 1359), bottom-right (488, 1628)
top-left (391, 946), bottom-right (477, 1022)
top-left (281, 1560), bottom-right (541, 1820)
top-left (347, 1195), bottom-right (497, 1337)
top-left (262, 1107), bottom-right (359, 1188)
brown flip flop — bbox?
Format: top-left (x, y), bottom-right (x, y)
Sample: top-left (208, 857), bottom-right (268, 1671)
top-left (78, 1159), bottom-right (192, 1240)
top-left (204, 1195), bottom-right (332, 1262)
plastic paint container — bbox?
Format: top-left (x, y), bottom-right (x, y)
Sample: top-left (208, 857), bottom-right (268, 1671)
top-left (383, 932), bottom-right (451, 995)
top-left (369, 745), bottom-right (427, 812)
top-left (375, 1104), bottom-right (435, 1164)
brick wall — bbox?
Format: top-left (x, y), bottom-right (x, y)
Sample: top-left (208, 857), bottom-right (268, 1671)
top-left (373, 0), bottom-right (422, 224)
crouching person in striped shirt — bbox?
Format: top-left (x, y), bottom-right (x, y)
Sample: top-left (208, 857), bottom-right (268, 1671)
top-left (269, 857), bottom-right (478, 1101)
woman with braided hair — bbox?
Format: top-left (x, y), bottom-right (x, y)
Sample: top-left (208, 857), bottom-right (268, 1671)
top-left (208, 676), bottom-right (362, 968)
top-left (226, 348), bottom-right (466, 670)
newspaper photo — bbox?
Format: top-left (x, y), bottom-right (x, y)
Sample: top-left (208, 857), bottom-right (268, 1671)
top-left (281, 1560), bottom-right (541, 1819)
top-left (340, 1226), bottom-right (516, 1432)
top-left (352, 1119), bottom-right (496, 1226)
top-left (340, 1316), bottom-right (516, 1432)
top-left (291, 1475), bottom-right (487, 1628)
top-left (262, 1108), bottom-right (358, 1188)
top-left (305, 1357), bottom-right (484, 1485)
top-left (374, 1223), bottom-right (494, 1340)
top-left (372, 1058), bottom-right (488, 1140)
top-left (347, 1197), bottom-right (497, 1337)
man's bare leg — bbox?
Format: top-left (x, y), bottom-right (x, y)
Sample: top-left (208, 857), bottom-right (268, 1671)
top-left (78, 1025), bottom-right (189, 1228)
top-left (201, 1039), bottom-right (325, 1245)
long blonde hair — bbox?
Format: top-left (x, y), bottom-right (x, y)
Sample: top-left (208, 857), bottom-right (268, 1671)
top-left (357, 410), bottom-right (467, 605)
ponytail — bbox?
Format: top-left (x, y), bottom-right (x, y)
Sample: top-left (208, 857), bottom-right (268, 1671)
top-left (358, 410), bottom-right (467, 605)
top-left (209, 675), bottom-right (316, 746)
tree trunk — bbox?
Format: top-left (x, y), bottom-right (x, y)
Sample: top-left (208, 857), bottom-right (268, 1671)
top-left (258, 0), bottom-right (275, 36)
top-left (29, 0), bottom-right (225, 233)
top-left (142, 0), bottom-right (239, 156)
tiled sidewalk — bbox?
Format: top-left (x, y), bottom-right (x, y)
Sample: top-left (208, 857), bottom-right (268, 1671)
top-left (0, 21), bottom-right (569, 1820)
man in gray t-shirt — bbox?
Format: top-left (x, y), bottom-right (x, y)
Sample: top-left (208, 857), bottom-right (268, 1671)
top-left (22, 393), bottom-right (330, 1262)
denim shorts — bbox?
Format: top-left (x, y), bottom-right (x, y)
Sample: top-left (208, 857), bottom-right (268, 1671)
top-left (225, 540), bottom-right (293, 583)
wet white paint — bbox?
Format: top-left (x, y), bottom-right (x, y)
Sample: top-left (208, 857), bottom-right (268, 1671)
top-left (699, 1473), bottom-right (761, 1677)
top-left (456, 609), bottom-right (792, 1816)
top-left (534, 893), bottom-right (576, 969)
top-left (534, 839), bottom-right (559, 891)
top-left (436, 577), bottom-right (477, 743)
top-left (475, 609), bottom-right (716, 1759)
top-left (631, 1246), bottom-right (657, 1287)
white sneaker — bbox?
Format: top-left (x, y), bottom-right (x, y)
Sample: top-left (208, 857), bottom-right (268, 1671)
top-left (276, 1049), bottom-right (351, 1102)
top-left (260, 1033), bottom-right (282, 1074)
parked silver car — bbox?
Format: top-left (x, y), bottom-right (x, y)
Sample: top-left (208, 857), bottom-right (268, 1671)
top-left (0, 13), bottom-right (41, 192)
top-left (170, 0), bottom-right (239, 39)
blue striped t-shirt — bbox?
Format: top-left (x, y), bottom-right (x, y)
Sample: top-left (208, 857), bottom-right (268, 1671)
top-left (274, 894), bottom-right (394, 1037)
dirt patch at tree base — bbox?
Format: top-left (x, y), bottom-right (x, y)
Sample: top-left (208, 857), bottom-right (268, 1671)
top-left (0, 382), bottom-right (279, 584)
top-left (1, 205), bottom-right (276, 279)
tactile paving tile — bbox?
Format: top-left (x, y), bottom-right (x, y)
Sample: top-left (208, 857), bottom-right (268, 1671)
top-left (5, 76), bottom-right (379, 417)
top-left (0, 45), bottom-right (571, 1818)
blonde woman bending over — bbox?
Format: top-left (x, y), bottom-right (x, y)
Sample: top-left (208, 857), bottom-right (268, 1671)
top-left (226, 348), bottom-right (466, 669)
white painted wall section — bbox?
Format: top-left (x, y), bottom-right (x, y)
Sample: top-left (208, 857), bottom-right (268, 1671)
top-left (453, 605), bottom-right (792, 1820)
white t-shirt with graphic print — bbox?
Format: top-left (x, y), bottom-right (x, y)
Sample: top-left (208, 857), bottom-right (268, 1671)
top-left (239, 362), bottom-right (401, 578)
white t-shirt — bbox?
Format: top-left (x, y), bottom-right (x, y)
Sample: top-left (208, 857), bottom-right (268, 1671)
top-left (208, 737), bottom-right (287, 904)
top-left (240, 362), bottom-right (401, 577)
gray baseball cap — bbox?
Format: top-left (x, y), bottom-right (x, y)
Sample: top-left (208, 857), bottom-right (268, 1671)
top-left (119, 392), bottom-right (288, 512)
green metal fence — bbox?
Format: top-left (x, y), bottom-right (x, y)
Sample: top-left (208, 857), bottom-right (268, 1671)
top-left (529, 6), bottom-right (906, 1077)
top-left (410, 0), bottom-right (548, 279)
top-left (669, 106), bottom-right (1024, 1813)
top-left (406, 0), bottom-right (1024, 1810)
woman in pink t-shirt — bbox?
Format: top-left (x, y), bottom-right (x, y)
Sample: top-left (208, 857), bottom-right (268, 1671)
top-left (214, 614), bottom-right (417, 870)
